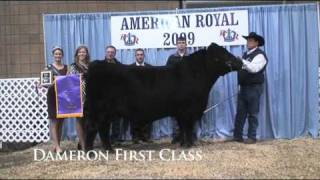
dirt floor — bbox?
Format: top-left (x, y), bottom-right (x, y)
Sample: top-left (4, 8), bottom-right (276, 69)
top-left (1, 137), bottom-right (320, 179)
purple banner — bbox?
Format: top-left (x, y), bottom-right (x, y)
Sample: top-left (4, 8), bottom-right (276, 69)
top-left (55, 74), bottom-right (83, 118)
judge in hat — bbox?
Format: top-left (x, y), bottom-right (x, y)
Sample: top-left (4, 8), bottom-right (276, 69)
top-left (233, 32), bottom-right (268, 144)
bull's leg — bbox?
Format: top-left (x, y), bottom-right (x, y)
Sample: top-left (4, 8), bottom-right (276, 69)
top-left (176, 119), bottom-right (185, 146)
top-left (131, 118), bottom-right (143, 144)
top-left (174, 117), bottom-right (186, 147)
top-left (141, 121), bottom-right (152, 142)
top-left (184, 120), bottom-right (196, 148)
top-left (130, 119), bottom-right (137, 143)
top-left (176, 113), bottom-right (200, 148)
top-left (85, 122), bottom-right (97, 152)
top-left (98, 122), bottom-right (114, 153)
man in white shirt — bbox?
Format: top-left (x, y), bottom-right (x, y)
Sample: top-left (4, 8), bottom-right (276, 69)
top-left (131, 48), bottom-right (151, 67)
top-left (233, 32), bottom-right (268, 144)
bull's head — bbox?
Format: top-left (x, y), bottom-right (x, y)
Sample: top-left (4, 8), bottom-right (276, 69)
top-left (206, 43), bottom-right (243, 76)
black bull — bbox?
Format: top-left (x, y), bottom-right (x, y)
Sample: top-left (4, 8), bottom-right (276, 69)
top-left (84, 43), bottom-right (243, 151)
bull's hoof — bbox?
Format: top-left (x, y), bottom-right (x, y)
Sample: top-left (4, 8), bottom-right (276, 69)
top-left (102, 145), bottom-right (115, 153)
top-left (77, 143), bottom-right (82, 150)
top-left (108, 148), bottom-right (115, 154)
top-left (111, 140), bottom-right (124, 146)
top-left (179, 140), bottom-right (185, 147)
top-left (192, 141), bottom-right (200, 146)
top-left (87, 150), bottom-right (97, 158)
top-left (171, 137), bottom-right (180, 144)
top-left (181, 142), bottom-right (193, 148)
top-left (186, 143), bottom-right (193, 148)
top-left (84, 146), bottom-right (93, 153)
top-left (133, 139), bottom-right (142, 144)
top-left (142, 139), bottom-right (154, 143)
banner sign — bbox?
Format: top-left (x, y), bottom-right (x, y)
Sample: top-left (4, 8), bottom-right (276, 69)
top-left (111, 10), bottom-right (248, 49)
top-left (55, 74), bottom-right (83, 118)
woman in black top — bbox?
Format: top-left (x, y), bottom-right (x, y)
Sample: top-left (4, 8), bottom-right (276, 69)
top-left (46, 46), bottom-right (68, 154)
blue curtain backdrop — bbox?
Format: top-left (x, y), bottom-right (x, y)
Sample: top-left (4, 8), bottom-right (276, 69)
top-left (43, 3), bottom-right (319, 140)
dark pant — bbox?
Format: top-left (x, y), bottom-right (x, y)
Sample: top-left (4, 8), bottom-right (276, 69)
top-left (172, 118), bottom-right (198, 142)
top-left (234, 84), bottom-right (263, 140)
top-left (111, 120), bottom-right (121, 142)
top-left (132, 122), bottom-right (152, 141)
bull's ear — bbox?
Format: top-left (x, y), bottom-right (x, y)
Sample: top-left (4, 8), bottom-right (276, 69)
top-left (209, 42), bottom-right (219, 47)
top-left (208, 43), bottom-right (214, 49)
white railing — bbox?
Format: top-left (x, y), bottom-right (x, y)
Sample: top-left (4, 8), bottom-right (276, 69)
top-left (0, 78), bottom-right (49, 143)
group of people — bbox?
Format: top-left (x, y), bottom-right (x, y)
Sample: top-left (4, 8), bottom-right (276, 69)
top-left (45, 31), bottom-right (268, 153)
top-left (46, 45), bottom-right (91, 153)
top-left (45, 45), bottom-right (155, 153)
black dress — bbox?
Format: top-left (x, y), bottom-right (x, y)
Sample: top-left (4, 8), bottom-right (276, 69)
top-left (46, 64), bottom-right (68, 119)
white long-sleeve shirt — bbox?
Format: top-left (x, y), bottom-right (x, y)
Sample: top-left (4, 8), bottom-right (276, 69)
top-left (136, 62), bottom-right (145, 66)
top-left (241, 47), bottom-right (267, 73)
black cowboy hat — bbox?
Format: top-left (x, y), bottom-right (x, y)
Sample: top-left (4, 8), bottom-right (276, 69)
top-left (242, 32), bottom-right (265, 46)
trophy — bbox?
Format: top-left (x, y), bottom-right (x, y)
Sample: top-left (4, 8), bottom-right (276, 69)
top-left (40, 66), bottom-right (53, 86)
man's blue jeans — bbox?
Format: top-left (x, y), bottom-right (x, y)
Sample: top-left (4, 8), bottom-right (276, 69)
top-left (234, 84), bottom-right (263, 140)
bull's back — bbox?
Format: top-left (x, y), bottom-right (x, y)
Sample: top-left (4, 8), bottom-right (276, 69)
top-left (86, 62), bottom-right (178, 119)
top-left (123, 67), bottom-right (178, 118)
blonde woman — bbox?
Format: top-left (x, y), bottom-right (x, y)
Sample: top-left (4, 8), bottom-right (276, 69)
top-left (67, 45), bottom-right (90, 150)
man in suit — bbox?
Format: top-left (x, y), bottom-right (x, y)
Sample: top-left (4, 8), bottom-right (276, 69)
top-left (131, 48), bottom-right (152, 67)
top-left (233, 32), bottom-right (268, 144)
top-left (129, 48), bottom-right (153, 143)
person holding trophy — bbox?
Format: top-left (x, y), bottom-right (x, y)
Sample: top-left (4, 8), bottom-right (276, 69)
top-left (44, 46), bottom-right (68, 154)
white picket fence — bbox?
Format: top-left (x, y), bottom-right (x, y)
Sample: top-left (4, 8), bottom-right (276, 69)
top-left (0, 78), bottom-right (49, 143)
